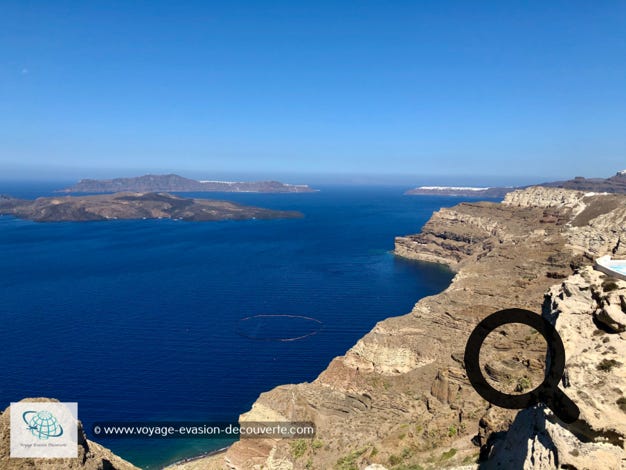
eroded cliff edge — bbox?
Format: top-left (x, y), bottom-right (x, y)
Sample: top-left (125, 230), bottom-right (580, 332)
top-left (193, 186), bottom-right (626, 470)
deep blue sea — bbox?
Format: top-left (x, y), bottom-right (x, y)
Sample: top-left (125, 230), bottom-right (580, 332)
top-left (0, 183), bottom-right (475, 468)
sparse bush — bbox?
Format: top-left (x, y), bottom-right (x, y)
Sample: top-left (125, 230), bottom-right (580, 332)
top-left (597, 358), bottom-right (622, 372)
top-left (291, 439), bottom-right (307, 459)
top-left (311, 439), bottom-right (324, 450)
top-left (335, 448), bottom-right (366, 470)
top-left (462, 452), bottom-right (480, 464)
top-left (516, 376), bottom-right (532, 392)
top-left (447, 425), bottom-right (457, 437)
top-left (440, 448), bottom-right (457, 461)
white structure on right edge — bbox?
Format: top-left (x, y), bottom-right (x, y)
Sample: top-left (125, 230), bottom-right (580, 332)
top-left (595, 255), bottom-right (626, 281)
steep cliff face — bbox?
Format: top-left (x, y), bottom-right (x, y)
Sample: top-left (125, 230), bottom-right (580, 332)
top-left (195, 187), bottom-right (626, 470)
top-left (504, 187), bottom-right (626, 258)
top-left (0, 398), bottom-right (138, 470)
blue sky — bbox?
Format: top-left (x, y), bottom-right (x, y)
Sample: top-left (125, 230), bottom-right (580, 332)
top-left (1, 1), bottom-right (625, 184)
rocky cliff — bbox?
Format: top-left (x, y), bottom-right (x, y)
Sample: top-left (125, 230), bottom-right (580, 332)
top-left (482, 266), bottom-right (626, 469)
top-left (0, 398), bottom-right (138, 470)
top-left (179, 186), bottom-right (626, 470)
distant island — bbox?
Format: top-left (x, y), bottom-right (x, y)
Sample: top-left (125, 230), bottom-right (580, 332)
top-left (405, 170), bottom-right (626, 197)
top-left (58, 174), bottom-right (317, 194)
top-left (405, 186), bottom-right (512, 197)
top-left (0, 192), bottom-right (302, 222)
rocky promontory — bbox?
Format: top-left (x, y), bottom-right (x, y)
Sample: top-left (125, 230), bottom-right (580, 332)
top-left (0, 192), bottom-right (302, 222)
top-left (59, 174), bottom-right (316, 194)
top-left (191, 186), bottom-right (626, 469)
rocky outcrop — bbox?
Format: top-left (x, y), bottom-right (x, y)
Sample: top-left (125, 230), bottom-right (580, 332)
top-left (482, 405), bottom-right (625, 470)
top-left (483, 267), bottom-right (626, 469)
top-left (183, 187), bottom-right (626, 470)
top-left (0, 398), bottom-right (138, 470)
top-left (0, 192), bottom-right (302, 222)
top-left (504, 187), bottom-right (626, 259)
top-left (502, 186), bottom-right (589, 212)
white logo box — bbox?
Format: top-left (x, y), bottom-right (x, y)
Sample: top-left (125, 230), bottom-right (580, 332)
top-left (10, 402), bottom-right (78, 458)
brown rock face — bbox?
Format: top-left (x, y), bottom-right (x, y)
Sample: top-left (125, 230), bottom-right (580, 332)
top-left (189, 187), bottom-right (626, 470)
top-left (0, 398), bottom-right (138, 470)
top-left (480, 323), bottom-right (547, 396)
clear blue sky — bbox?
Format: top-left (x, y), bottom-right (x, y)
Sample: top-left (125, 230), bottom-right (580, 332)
top-left (1, 1), bottom-right (625, 184)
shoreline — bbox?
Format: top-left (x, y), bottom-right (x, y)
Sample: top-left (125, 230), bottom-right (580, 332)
top-left (162, 445), bottom-right (230, 469)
